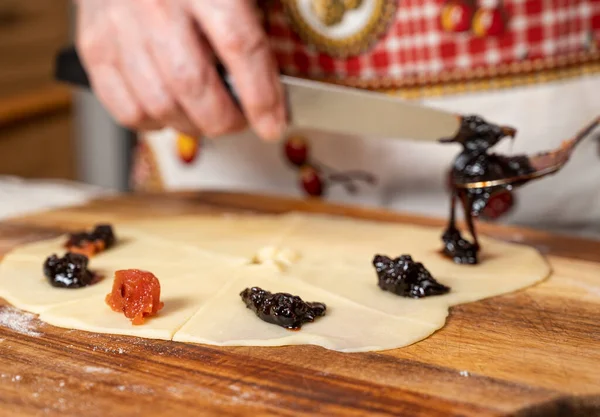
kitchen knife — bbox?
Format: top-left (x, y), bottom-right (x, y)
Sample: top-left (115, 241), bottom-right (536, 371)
top-left (55, 46), bottom-right (461, 142)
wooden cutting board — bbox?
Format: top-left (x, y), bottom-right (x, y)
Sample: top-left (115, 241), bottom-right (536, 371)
top-left (1, 192), bottom-right (599, 417)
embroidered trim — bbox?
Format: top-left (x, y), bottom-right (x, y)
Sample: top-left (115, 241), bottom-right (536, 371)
top-left (304, 51), bottom-right (600, 91)
top-left (384, 59), bottom-right (600, 99)
top-left (282, 0), bottom-right (397, 58)
top-left (297, 52), bottom-right (600, 98)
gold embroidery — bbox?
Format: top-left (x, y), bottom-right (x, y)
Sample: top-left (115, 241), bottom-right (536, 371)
top-left (300, 52), bottom-right (600, 98)
top-left (311, 0), bottom-right (346, 26)
top-left (343, 0), bottom-right (363, 9)
top-left (283, 0), bottom-right (396, 58)
top-left (310, 0), bottom-right (365, 26)
top-left (379, 60), bottom-right (600, 100)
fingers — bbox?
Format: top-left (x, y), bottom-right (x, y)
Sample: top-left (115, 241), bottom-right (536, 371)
top-left (75, 0), bottom-right (148, 129)
top-left (189, 0), bottom-right (287, 141)
top-left (108, 2), bottom-right (201, 137)
top-left (75, 0), bottom-right (270, 140)
top-left (140, 0), bottom-right (247, 138)
top-left (76, 0), bottom-right (203, 137)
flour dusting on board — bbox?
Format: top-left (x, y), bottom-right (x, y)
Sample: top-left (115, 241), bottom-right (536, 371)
top-left (83, 366), bottom-right (113, 374)
top-left (563, 278), bottom-right (600, 298)
top-left (0, 307), bottom-right (42, 337)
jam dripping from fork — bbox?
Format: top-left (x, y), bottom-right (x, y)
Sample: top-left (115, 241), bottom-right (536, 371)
top-left (439, 115), bottom-right (534, 265)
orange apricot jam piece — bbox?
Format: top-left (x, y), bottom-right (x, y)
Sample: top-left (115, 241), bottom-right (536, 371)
top-left (65, 225), bottom-right (115, 258)
top-left (105, 269), bottom-right (164, 325)
top-left (68, 239), bottom-right (105, 258)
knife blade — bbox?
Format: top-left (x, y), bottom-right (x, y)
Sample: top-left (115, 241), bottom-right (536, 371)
top-left (279, 75), bottom-right (461, 142)
top-left (55, 46), bottom-right (461, 142)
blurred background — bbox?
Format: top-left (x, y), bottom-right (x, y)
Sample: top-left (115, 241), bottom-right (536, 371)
top-left (0, 0), bottom-right (128, 194)
top-left (1, 1), bottom-right (598, 239)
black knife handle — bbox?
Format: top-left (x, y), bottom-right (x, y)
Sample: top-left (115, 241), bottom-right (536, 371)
top-left (55, 46), bottom-right (90, 88)
top-left (54, 46), bottom-right (239, 105)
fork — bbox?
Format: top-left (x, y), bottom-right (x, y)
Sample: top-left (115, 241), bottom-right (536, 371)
top-left (453, 116), bottom-right (600, 190)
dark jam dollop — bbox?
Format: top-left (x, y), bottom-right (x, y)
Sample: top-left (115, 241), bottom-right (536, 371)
top-left (373, 254), bottom-right (450, 298)
top-left (43, 252), bottom-right (95, 288)
top-left (442, 226), bottom-right (478, 265)
top-left (440, 115), bottom-right (535, 265)
top-left (240, 287), bottom-right (326, 330)
top-left (65, 224), bottom-right (116, 257)
top-left (105, 269), bottom-right (164, 325)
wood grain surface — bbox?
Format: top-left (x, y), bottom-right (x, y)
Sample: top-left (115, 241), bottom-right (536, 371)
top-left (1, 192), bottom-right (599, 417)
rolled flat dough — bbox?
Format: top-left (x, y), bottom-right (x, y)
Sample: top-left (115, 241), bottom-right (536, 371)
top-left (0, 212), bottom-right (550, 352)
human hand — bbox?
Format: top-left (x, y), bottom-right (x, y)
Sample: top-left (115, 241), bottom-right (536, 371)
top-left (74, 0), bottom-right (286, 140)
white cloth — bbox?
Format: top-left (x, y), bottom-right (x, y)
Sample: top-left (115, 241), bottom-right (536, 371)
top-left (145, 75), bottom-right (600, 239)
top-left (0, 176), bottom-right (113, 221)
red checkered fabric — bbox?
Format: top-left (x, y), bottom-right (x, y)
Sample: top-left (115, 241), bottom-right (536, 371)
top-left (266, 0), bottom-right (600, 81)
